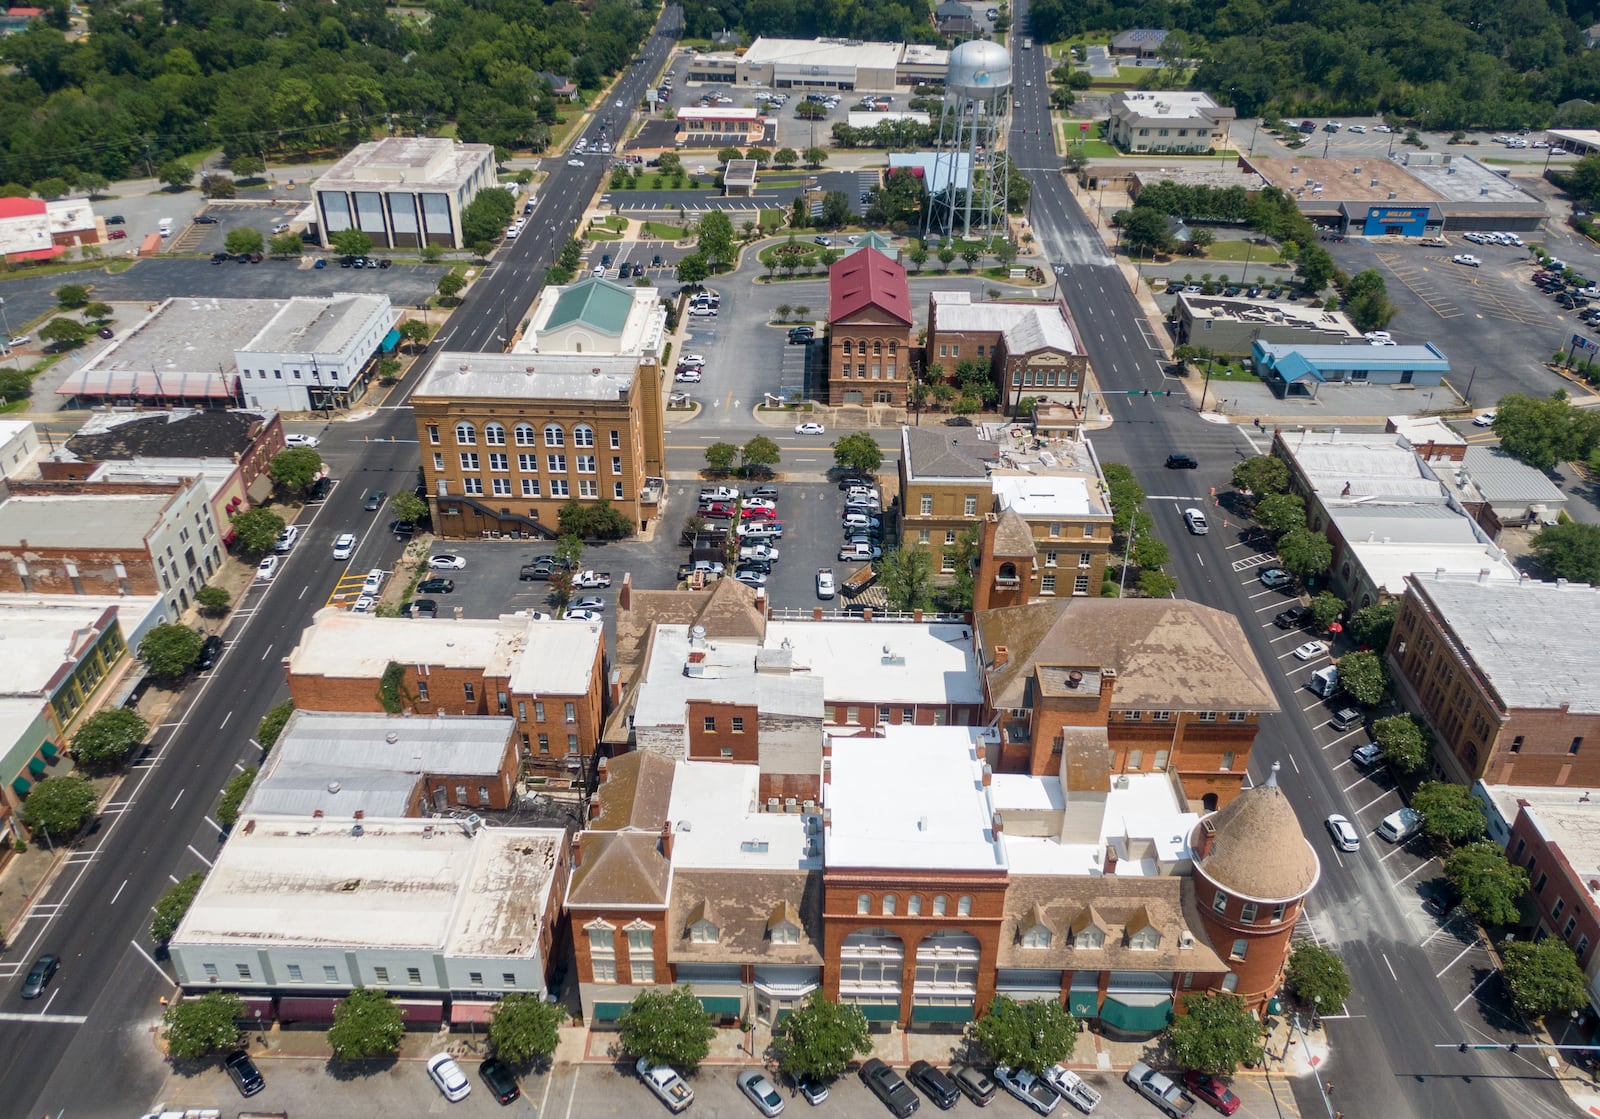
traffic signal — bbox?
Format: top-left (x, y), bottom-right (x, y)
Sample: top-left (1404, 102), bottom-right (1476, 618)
top-left (1509, 1044), bottom-right (1519, 1053)
top-left (1458, 1042), bottom-right (1469, 1052)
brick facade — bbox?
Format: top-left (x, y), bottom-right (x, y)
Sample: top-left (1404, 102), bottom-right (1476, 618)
top-left (827, 250), bottom-right (914, 407)
top-left (1507, 808), bottom-right (1600, 978)
top-left (687, 700), bottom-right (761, 763)
top-left (925, 310), bottom-right (1089, 414)
top-left (1188, 869), bottom-right (1304, 1011)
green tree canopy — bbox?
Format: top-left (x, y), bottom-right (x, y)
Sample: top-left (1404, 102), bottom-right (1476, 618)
top-left (740, 435), bottom-right (781, 474)
top-left (1336, 650), bottom-right (1389, 706)
top-left (557, 497), bottom-right (632, 540)
top-left (1493, 393), bottom-right (1600, 471)
top-left (216, 766), bottom-right (256, 828)
top-left (163, 991), bottom-right (242, 1060)
top-left (268, 232), bottom-right (303, 257)
top-left (1532, 522), bottom-right (1600, 585)
top-left (1165, 992), bottom-right (1263, 1076)
top-left (488, 992), bottom-right (565, 1066)
top-left (1412, 781), bottom-right (1486, 847)
top-left (327, 987), bottom-right (405, 1060)
top-left (70, 707), bottom-right (148, 770)
top-left (39, 317), bottom-right (89, 347)
top-left (1444, 841), bottom-right (1529, 926)
top-left (257, 700), bottom-right (294, 752)
top-left (697, 209), bottom-right (736, 268)
top-left (774, 992), bottom-right (872, 1082)
top-left (879, 545), bottom-right (935, 612)
top-left (230, 507), bottom-right (286, 556)
top-left (1276, 527), bottom-right (1333, 579)
top-left (269, 446), bottom-right (322, 493)
top-left (705, 441), bottom-right (738, 474)
top-left (54, 282), bottom-right (89, 308)
top-left (224, 227), bottom-right (264, 256)
top-left (1500, 938), bottom-right (1590, 1018)
top-left (151, 870), bottom-right (206, 941)
top-left (676, 253), bottom-right (710, 284)
top-left (1349, 601), bottom-right (1399, 651)
top-left (139, 622), bottom-right (205, 681)
top-left (390, 491), bottom-right (427, 525)
top-left (1119, 207), bottom-right (1172, 256)
top-left (196, 586), bottom-right (231, 617)
top-left (81, 301), bottom-right (112, 323)
top-left (331, 228), bottom-right (374, 258)
top-left (231, 155), bottom-right (265, 179)
top-left (1373, 714), bottom-right (1430, 774)
top-left (1308, 590), bottom-right (1345, 630)
top-left (461, 187), bottom-right (516, 246)
top-left (832, 432), bottom-right (883, 476)
top-left (617, 985), bottom-right (716, 1073)
top-left (1283, 942), bottom-right (1352, 1015)
top-left (1254, 492), bottom-right (1306, 537)
top-left (156, 159), bottom-right (194, 189)
top-left (436, 271), bottom-right (466, 299)
top-left (19, 773), bottom-right (96, 836)
top-left (971, 995), bottom-right (1078, 1074)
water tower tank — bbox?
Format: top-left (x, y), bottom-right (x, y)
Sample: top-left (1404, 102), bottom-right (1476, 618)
top-left (946, 39), bottom-right (1012, 98)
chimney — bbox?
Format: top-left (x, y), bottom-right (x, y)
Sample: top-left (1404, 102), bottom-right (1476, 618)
top-left (688, 649), bottom-right (706, 664)
top-left (812, 607), bottom-right (824, 621)
top-left (993, 645), bottom-right (1009, 669)
top-left (597, 756), bottom-right (610, 784)
top-left (354, 809), bottom-right (364, 819)
top-left (992, 809), bottom-right (1004, 837)
top-left (660, 820), bottom-right (675, 860)
top-left (570, 832), bottom-right (583, 868)
top-left (313, 808), bottom-right (324, 818)
top-left (982, 763), bottom-right (992, 787)
top-left (913, 608), bottom-right (923, 622)
top-left (862, 608), bottom-right (874, 621)
top-left (609, 666), bottom-right (623, 709)
top-left (1099, 667), bottom-right (1117, 705)
top-left (1478, 568), bottom-right (1491, 585)
top-left (1104, 844), bottom-right (1118, 874)
top-left (619, 572), bottom-right (633, 611)
top-left (755, 587), bottom-right (768, 616)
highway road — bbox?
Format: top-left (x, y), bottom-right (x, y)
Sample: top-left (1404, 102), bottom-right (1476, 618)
top-left (0, 11), bottom-right (686, 1118)
top-left (1004, 6), bottom-right (1574, 1119)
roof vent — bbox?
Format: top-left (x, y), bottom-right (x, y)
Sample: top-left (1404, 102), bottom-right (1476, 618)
top-left (917, 816), bottom-right (928, 831)
top-left (350, 823), bottom-right (364, 838)
top-left (1067, 669), bottom-right (1083, 689)
top-left (678, 819), bottom-right (693, 832)
top-left (327, 780), bottom-right (341, 794)
top-left (386, 731), bottom-right (399, 744)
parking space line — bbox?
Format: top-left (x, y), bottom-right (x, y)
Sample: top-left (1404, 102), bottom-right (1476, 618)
top-left (1356, 790), bottom-right (1392, 814)
top-left (1392, 858), bottom-right (1436, 887)
top-left (1453, 968), bottom-right (1500, 1013)
top-left (1379, 843), bottom-right (1411, 862)
top-left (1342, 776), bottom-right (1367, 792)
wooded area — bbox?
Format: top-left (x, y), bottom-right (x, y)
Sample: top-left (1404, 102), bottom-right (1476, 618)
top-left (0, 0), bottom-right (652, 186)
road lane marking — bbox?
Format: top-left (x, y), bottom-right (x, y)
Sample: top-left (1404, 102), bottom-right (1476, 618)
top-left (186, 844), bottom-right (215, 868)
top-left (110, 878), bottom-right (127, 905)
top-left (169, 789), bottom-right (184, 810)
top-left (130, 938), bottom-right (170, 984)
top-left (1381, 952), bottom-right (1398, 981)
top-left (0, 1012), bottom-right (87, 1024)
top-left (218, 711), bottom-right (231, 730)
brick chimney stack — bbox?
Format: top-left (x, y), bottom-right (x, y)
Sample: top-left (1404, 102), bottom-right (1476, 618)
top-left (1104, 844), bottom-right (1118, 874)
top-left (992, 645), bottom-right (1009, 669)
top-left (660, 821), bottom-right (674, 860)
top-left (619, 572), bottom-right (633, 611)
top-left (570, 833), bottom-right (584, 867)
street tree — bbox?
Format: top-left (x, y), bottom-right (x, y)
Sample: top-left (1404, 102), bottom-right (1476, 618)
top-left (230, 507), bottom-right (286, 556)
top-left (216, 766), bottom-right (257, 828)
top-left (268, 232), bottom-right (303, 257)
top-left (1296, 242), bottom-right (1336, 292)
top-left (1494, 393), bottom-right (1600, 471)
top-left (269, 446), bottom-right (323, 493)
top-left (331, 228), bottom-right (375, 258)
top-left (740, 435), bottom-right (781, 474)
top-left (1373, 713), bottom-right (1430, 773)
top-left (1336, 650), bottom-right (1388, 706)
top-left (1349, 601), bottom-right (1399, 651)
top-left (697, 210), bottom-right (736, 269)
top-left (774, 147), bottom-right (798, 168)
top-left (54, 283), bottom-right (90, 309)
top-left (257, 700), bottom-right (294, 751)
top-left (1500, 938), bottom-right (1589, 1018)
top-left (225, 227), bottom-right (264, 256)
top-left (775, 992), bottom-right (872, 1082)
top-left (557, 497), bottom-right (632, 540)
top-left (151, 870), bottom-right (206, 941)
top-left (488, 992), bottom-right (565, 1066)
top-left (1276, 527), bottom-right (1333, 579)
top-left (1120, 207), bottom-right (1173, 256)
top-left (398, 319), bottom-right (434, 350)
top-left (19, 774), bottom-right (96, 837)
top-left (618, 985), bottom-right (716, 1072)
top-left (327, 987), bottom-right (405, 1060)
top-left (163, 991), bottom-right (243, 1059)
top-left (195, 586), bottom-right (231, 617)
top-left (435, 271), bottom-right (465, 300)
top-left (832, 432), bottom-right (883, 476)
top-left (1444, 841), bottom-right (1529, 926)
top-left (971, 995), bottom-right (1078, 1074)
top-left (200, 173), bottom-right (236, 198)
top-left (937, 244), bottom-right (957, 271)
top-left (1165, 992), bottom-right (1263, 1076)
top-left (156, 159), bottom-right (195, 189)
top-left (81, 301), bottom-right (112, 323)
top-left (1309, 590), bottom-right (1345, 630)
top-left (461, 187), bottom-right (515, 246)
top-left (677, 253), bottom-right (711, 284)
top-left (820, 190), bottom-right (852, 228)
top-left (1254, 492), bottom-right (1306, 537)
top-left (804, 146), bottom-right (828, 168)
top-left (705, 441), bottom-right (739, 474)
top-left (1284, 942), bottom-right (1352, 1015)
top-left (1130, 530), bottom-right (1170, 571)
top-left (70, 707), bottom-right (148, 770)
top-left (230, 154), bottom-right (265, 179)
top-left (1412, 780), bottom-right (1486, 846)
top-left (40, 317), bottom-right (90, 348)
top-left (139, 622), bottom-right (205, 681)
top-left (1532, 521), bottom-right (1600, 584)
top-left (879, 546), bottom-right (935, 611)
top-left (1102, 462), bottom-right (1146, 533)
top-left (391, 491), bottom-right (427, 525)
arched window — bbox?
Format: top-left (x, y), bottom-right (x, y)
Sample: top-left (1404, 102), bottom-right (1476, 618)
top-left (883, 894), bottom-right (897, 916)
top-left (957, 895), bottom-right (972, 916)
top-left (857, 894), bottom-right (871, 915)
top-left (907, 895), bottom-right (922, 916)
top-left (574, 424), bottom-right (595, 447)
top-left (484, 423), bottom-right (506, 446)
top-left (1222, 973), bottom-right (1240, 992)
top-left (932, 895), bottom-right (947, 916)
top-left (889, 341), bottom-right (898, 354)
top-left (873, 340), bottom-right (882, 356)
top-left (455, 422), bottom-right (477, 445)
top-left (514, 424), bottom-right (536, 446)
top-left (842, 340), bottom-right (853, 355)
top-left (544, 424), bottom-right (565, 448)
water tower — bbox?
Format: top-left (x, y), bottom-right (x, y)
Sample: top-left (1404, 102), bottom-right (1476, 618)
top-left (926, 39), bottom-right (1012, 241)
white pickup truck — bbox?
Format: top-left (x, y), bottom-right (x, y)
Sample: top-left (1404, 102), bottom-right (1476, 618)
top-left (1123, 1062), bottom-right (1195, 1119)
top-left (573, 570), bottom-right (612, 588)
top-left (1043, 1066), bottom-right (1101, 1114)
top-left (637, 1057), bottom-right (694, 1112)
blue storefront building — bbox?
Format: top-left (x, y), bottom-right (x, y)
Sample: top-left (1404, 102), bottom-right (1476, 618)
top-left (1348, 202), bottom-right (1438, 237)
top-left (1253, 340), bottom-right (1450, 396)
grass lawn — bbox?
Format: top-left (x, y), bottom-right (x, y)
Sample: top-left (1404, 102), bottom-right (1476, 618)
top-left (1198, 361), bottom-right (1261, 383)
top-left (1204, 239), bottom-right (1286, 263)
top-left (584, 229), bottom-right (624, 241)
top-left (641, 221), bottom-right (687, 240)
top-left (760, 208), bottom-right (788, 226)
top-left (761, 177), bottom-right (805, 188)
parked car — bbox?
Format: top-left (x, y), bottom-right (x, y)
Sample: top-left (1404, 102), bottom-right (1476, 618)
top-left (566, 608), bottom-right (603, 621)
top-left (738, 1069), bottom-right (786, 1117)
top-left (1293, 640), bottom-right (1329, 661)
top-left (860, 1059), bottom-right (920, 1118)
top-left (1041, 1066), bottom-right (1101, 1114)
top-left (1473, 411), bottom-right (1497, 427)
top-left (224, 1050), bottom-right (265, 1097)
top-left (908, 1062), bottom-right (960, 1110)
top-left (1325, 813), bottom-right (1361, 852)
top-left (1182, 508), bottom-right (1209, 535)
top-left (1274, 605), bottom-right (1312, 629)
top-left (1123, 1062), bottom-right (1196, 1119)
top-left (572, 596), bottom-right (606, 612)
top-left (427, 1052), bottom-right (472, 1102)
top-left (1452, 254), bottom-right (1481, 267)
top-left (284, 433), bottom-right (320, 448)
top-left (417, 577), bottom-right (455, 594)
top-left (1181, 1073), bottom-right (1239, 1116)
top-left (747, 485), bottom-right (780, 500)
top-left (637, 1058), bottom-right (694, 1113)
top-left (816, 569), bottom-right (836, 599)
top-left (795, 1077), bottom-right (830, 1106)
top-left (993, 1067), bottom-right (1059, 1116)
top-left (1330, 706), bottom-right (1363, 732)
top-left (948, 1063), bottom-right (997, 1106)
top-left (20, 953), bottom-right (59, 999)
top-left (1351, 742), bottom-right (1384, 768)
top-left (795, 422), bottom-right (826, 435)
top-left (255, 555), bottom-right (279, 581)
top-left (428, 554), bottom-right (468, 570)
top-left (197, 634), bottom-right (224, 670)
top-left (480, 1058), bottom-right (521, 1103)
top-left (1258, 567), bottom-right (1293, 589)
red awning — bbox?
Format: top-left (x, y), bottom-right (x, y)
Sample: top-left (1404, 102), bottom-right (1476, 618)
top-left (449, 1000), bottom-right (497, 1024)
top-left (238, 995), bottom-right (274, 1019)
top-left (277, 996), bottom-right (342, 1022)
top-left (395, 998), bottom-right (445, 1024)
top-left (9, 246), bottom-right (64, 262)
top-left (221, 526), bottom-right (236, 545)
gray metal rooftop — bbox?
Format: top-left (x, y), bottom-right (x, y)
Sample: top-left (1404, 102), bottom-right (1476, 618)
top-left (83, 297), bottom-right (280, 378)
top-left (242, 294), bottom-right (392, 356)
top-left (1400, 152), bottom-right (1541, 205)
top-left (412, 351), bottom-right (643, 402)
top-left (0, 492), bottom-right (173, 549)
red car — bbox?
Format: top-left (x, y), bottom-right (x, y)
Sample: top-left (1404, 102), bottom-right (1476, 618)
top-left (1181, 1072), bottom-right (1240, 1116)
top-left (741, 506), bottom-right (776, 521)
top-left (107, 229), bottom-right (127, 240)
top-left (700, 502), bottom-right (735, 518)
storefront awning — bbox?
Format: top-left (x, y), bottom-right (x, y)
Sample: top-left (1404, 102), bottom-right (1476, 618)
top-left (1100, 994), bottom-right (1172, 1034)
top-left (55, 368), bottom-right (238, 400)
top-left (849, 1002), bottom-right (901, 1022)
top-left (11, 776), bottom-right (29, 795)
top-left (39, 741), bottom-right (58, 758)
top-left (397, 998), bottom-right (445, 1024)
top-left (450, 1000), bottom-right (495, 1025)
top-left (381, 328), bottom-right (401, 353)
top-left (593, 1002), bottom-right (628, 1021)
top-left (27, 757), bottom-right (45, 775)
top-left (1068, 991), bottom-right (1099, 1018)
top-left (911, 1002), bottom-right (974, 1023)
top-left (699, 996), bottom-right (742, 1016)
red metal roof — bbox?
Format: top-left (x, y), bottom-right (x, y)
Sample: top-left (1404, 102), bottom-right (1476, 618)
top-left (828, 247), bottom-right (911, 326)
top-left (9, 246), bottom-right (63, 262)
top-left (0, 196), bottom-right (45, 219)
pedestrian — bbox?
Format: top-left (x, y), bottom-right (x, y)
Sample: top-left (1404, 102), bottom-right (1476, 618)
top-left (1325, 1081), bottom-right (1334, 1096)
top-left (1254, 417), bottom-right (1263, 430)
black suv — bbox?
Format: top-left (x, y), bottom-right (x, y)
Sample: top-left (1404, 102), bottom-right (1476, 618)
top-left (908, 1062), bottom-right (960, 1110)
top-left (1165, 453), bottom-right (1199, 470)
top-left (861, 1060), bottom-right (920, 1118)
top-left (225, 1051), bottom-right (265, 1097)
top-left (480, 1057), bottom-right (521, 1103)
top-left (196, 634), bottom-right (224, 670)
top-left (1274, 605), bottom-right (1312, 629)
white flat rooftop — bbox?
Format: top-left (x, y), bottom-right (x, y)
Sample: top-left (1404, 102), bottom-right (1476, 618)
top-left (1278, 429), bottom-right (1449, 501)
top-left (991, 771), bottom-right (1197, 876)
top-left (825, 725), bottom-right (1003, 872)
top-left (992, 473), bottom-right (1094, 517)
top-left (762, 619), bottom-right (983, 706)
top-left (172, 817), bottom-right (564, 957)
top-left (633, 624), bottom-right (823, 728)
top-left (667, 761), bottom-right (819, 871)
top-left (0, 599), bottom-right (121, 695)
top-left (0, 492), bottom-right (172, 550)
top-left (412, 351), bottom-right (643, 403)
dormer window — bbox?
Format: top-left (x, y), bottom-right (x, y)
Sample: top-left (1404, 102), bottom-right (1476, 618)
top-left (1073, 926), bottom-right (1104, 949)
top-left (771, 921), bottom-right (799, 945)
top-left (1128, 926), bottom-right (1160, 951)
top-left (690, 919), bottom-right (719, 944)
top-left (1022, 925), bottom-right (1051, 949)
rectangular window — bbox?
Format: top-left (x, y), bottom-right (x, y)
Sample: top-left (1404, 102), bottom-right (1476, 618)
top-left (1272, 903), bottom-right (1286, 922)
top-left (1045, 551), bottom-right (1058, 567)
top-left (610, 430), bottom-right (621, 449)
top-left (407, 967), bottom-right (422, 985)
top-left (1213, 892), bottom-right (1228, 914)
top-left (463, 478), bottom-right (483, 495)
top-left (1154, 750), bottom-right (1169, 770)
top-left (592, 957), bottom-right (617, 982)
top-left (847, 705), bottom-right (860, 724)
top-left (1125, 711), bottom-right (1142, 722)
top-left (464, 682), bottom-right (475, 701)
top-left (879, 706), bottom-right (891, 724)
top-left (478, 785), bottom-right (490, 804)
top-left (237, 964), bottom-right (253, 980)
top-left (731, 716), bottom-right (744, 732)
top-left (1553, 898), bottom-right (1565, 921)
top-left (965, 495), bottom-right (978, 516)
top-left (550, 480), bottom-right (569, 497)
top-left (538, 734), bottom-right (550, 754)
top-left (565, 702), bottom-right (576, 722)
top-left (1573, 737), bottom-right (1585, 755)
top-left (492, 478), bottom-right (511, 495)
top-left (427, 424), bottom-right (440, 444)
top-left (503, 972), bottom-right (518, 987)
top-left (519, 453), bottom-right (538, 471)
top-left (287, 964), bottom-right (304, 982)
top-left (469, 972), bottom-right (484, 987)
top-left (941, 554), bottom-right (955, 574)
top-left (1564, 916), bottom-right (1578, 939)
top-left (1198, 711), bottom-right (1218, 722)
top-left (920, 529), bottom-right (931, 544)
top-left (433, 452), bottom-right (444, 471)
top-left (521, 479), bottom-right (539, 497)
top-left (1073, 575), bottom-right (1090, 595)
top-left (577, 455), bottom-right (596, 474)
top-left (1240, 902), bottom-right (1257, 923)
top-left (945, 530), bottom-right (957, 545)
top-left (920, 495), bottom-right (933, 515)
top-left (1079, 552), bottom-right (1092, 568)
top-left (1127, 749), bottom-right (1143, 770)
top-left (1041, 573), bottom-right (1056, 594)
top-left (459, 452), bottom-right (479, 471)
top-left (614, 482), bottom-right (625, 499)
top-left (547, 454), bottom-right (566, 473)
top-left (1220, 752), bottom-right (1235, 771)
top-left (417, 680), bottom-right (429, 701)
top-left (612, 456), bottom-right (623, 475)
top-left (204, 963), bottom-right (220, 981)
top-left (703, 716), bottom-right (717, 732)
top-left (1048, 522), bottom-right (1062, 537)
top-left (535, 701), bottom-right (546, 721)
top-left (489, 452), bottom-right (508, 471)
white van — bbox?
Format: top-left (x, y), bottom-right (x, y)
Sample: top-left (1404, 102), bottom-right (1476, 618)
top-left (1308, 665), bottom-right (1340, 698)
top-left (1378, 807), bottom-right (1424, 844)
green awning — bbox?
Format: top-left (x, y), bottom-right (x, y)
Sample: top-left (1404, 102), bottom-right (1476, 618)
top-left (1100, 995), bottom-right (1172, 1033)
top-left (1069, 992), bottom-right (1099, 1018)
top-left (11, 776), bottom-right (29, 794)
top-left (698, 996), bottom-right (742, 1015)
top-left (39, 741), bottom-right (58, 758)
top-left (27, 757), bottom-right (46, 775)
top-left (774, 1008), bottom-right (792, 1023)
top-left (911, 1002), bottom-right (974, 1023)
top-left (851, 1002), bottom-right (901, 1022)
top-left (592, 1002), bottom-right (628, 1021)
top-left (1267, 997), bottom-right (1284, 1016)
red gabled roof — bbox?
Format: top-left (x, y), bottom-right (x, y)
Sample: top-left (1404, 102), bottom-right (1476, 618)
top-left (828, 247), bottom-right (911, 326)
top-left (0, 196), bottom-right (46, 219)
